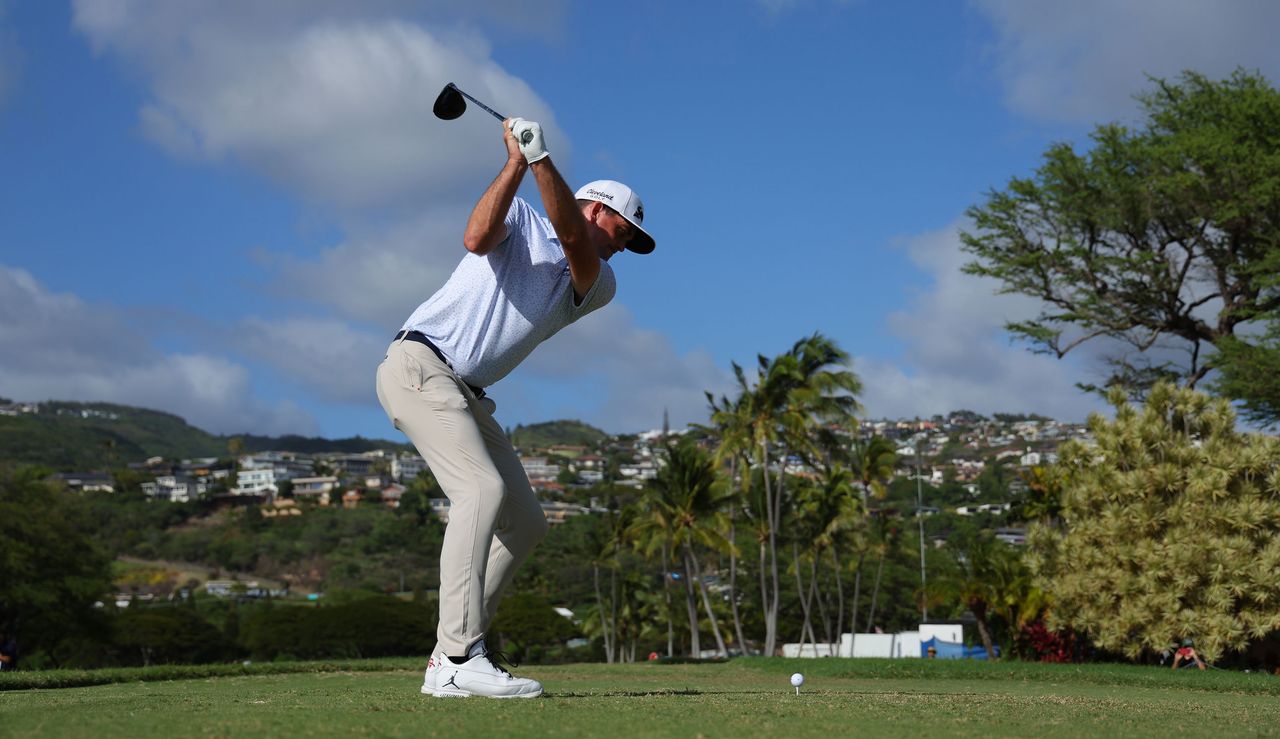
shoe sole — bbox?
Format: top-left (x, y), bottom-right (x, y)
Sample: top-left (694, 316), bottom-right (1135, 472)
top-left (430, 687), bottom-right (542, 699)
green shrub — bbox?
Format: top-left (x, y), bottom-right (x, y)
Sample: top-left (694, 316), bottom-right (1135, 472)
top-left (240, 596), bottom-right (435, 660)
top-left (490, 592), bottom-right (580, 663)
top-left (114, 607), bottom-right (235, 666)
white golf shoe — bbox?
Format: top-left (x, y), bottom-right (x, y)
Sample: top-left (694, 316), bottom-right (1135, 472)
top-left (429, 649), bottom-right (542, 699)
top-left (420, 651), bottom-right (448, 695)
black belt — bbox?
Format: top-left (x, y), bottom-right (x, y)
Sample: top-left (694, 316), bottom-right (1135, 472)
top-left (394, 330), bottom-right (487, 399)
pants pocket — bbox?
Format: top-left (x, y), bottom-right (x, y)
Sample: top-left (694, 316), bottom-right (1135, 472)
top-left (400, 349), bottom-right (424, 391)
top-left (420, 372), bottom-right (470, 413)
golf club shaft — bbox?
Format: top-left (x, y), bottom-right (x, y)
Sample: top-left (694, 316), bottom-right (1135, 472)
top-left (438, 83), bottom-right (533, 144)
top-left (455, 87), bottom-right (506, 122)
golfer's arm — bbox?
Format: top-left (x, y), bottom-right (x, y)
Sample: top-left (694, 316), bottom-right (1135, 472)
top-left (463, 159), bottom-right (527, 255)
top-left (530, 158), bottom-right (599, 296)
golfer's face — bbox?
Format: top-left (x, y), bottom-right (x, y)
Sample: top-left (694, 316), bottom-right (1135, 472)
top-left (593, 205), bottom-right (634, 257)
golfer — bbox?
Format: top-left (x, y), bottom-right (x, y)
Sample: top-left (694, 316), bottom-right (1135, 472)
top-left (376, 116), bottom-right (654, 698)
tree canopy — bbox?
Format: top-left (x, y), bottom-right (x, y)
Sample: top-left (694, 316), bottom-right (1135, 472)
top-left (962, 69), bottom-right (1280, 421)
top-left (1027, 383), bottom-right (1280, 662)
top-left (0, 466), bottom-right (114, 664)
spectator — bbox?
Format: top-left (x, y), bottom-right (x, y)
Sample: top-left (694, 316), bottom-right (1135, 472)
top-left (1172, 639), bottom-right (1206, 670)
top-left (0, 632), bottom-right (18, 671)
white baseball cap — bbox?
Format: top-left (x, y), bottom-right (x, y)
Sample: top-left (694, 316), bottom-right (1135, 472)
top-left (575, 180), bottom-right (655, 254)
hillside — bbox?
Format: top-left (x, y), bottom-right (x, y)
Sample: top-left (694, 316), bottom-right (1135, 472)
top-left (0, 401), bottom-right (410, 470)
top-left (511, 419), bottom-right (608, 449)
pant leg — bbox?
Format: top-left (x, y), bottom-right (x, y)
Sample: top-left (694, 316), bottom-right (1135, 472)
top-left (376, 340), bottom-right (504, 657)
top-left (470, 402), bottom-right (549, 631)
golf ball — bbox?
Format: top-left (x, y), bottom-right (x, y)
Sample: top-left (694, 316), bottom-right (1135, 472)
top-left (790, 672), bottom-right (805, 687)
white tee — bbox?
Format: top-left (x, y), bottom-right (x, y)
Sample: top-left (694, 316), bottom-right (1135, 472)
top-left (401, 197), bottom-right (616, 388)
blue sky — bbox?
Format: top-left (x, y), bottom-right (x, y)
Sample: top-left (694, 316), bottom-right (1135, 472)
top-left (2, 1), bottom-right (1279, 439)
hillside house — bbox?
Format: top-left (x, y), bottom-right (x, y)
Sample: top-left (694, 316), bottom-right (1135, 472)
top-left (234, 466), bottom-right (277, 497)
top-left (143, 474), bottom-right (204, 502)
top-left (291, 476), bottom-right (337, 504)
top-left (380, 483), bottom-right (405, 508)
top-left (52, 472), bottom-right (115, 493)
top-left (520, 456), bottom-right (561, 481)
top-left (391, 454), bottom-right (428, 482)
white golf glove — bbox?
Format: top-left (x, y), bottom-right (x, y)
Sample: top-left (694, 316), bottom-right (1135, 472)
top-left (508, 117), bottom-right (549, 164)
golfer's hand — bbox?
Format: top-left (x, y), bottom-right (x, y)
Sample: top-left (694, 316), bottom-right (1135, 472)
top-left (501, 118), bottom-right (525, 165)
top-left (507, 117), bottom-right (549, 164)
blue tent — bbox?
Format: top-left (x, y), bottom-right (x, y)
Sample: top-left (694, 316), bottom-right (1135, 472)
top-left (921, 637), bottom-right (998, 660)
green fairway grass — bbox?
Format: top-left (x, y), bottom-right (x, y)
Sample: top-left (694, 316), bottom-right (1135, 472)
top-left (4, 659), bottom-right (1278, 738)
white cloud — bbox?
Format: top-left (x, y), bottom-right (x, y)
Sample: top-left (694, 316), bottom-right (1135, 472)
top-left (975, 0), bottom-right (1280, 122)
top-left (67, 0), bottom-right (685, 434)
top-left (502, 304), bottom-right (734, 433)
top-left (256, 211), bottom-right (464, 328)
top-left (232, 316), bottom-right (386, 406)
top-left (856, 223), bottom-right (1109, 421)
top-left (0, 266), bottom-right (316, 436)
top-left (73, 2), bottom-right (568, 213)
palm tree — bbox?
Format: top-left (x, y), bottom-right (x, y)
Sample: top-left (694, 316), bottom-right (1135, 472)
top-left (849, 435), bottom-right (898, 631)
top-left (706, 385), bottom-right (757, 654)
top-left (791, 465), bottom-right (861, 653)
top-left (936, 532), bottom-right (1018, 659)
top-left (863, 515), bottom-right (902, 633)
top-left (850, 436), bottom-right (898, 506)
top-left (631, 439), bottom-right (735, 657)
top-left (732, 334), bottom-right (862, 656)
top-left (586, 507), bottom-right (633, 663)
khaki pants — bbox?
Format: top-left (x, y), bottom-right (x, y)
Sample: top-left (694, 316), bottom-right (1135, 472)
top-left (376, 338), bottom-right (548, 657)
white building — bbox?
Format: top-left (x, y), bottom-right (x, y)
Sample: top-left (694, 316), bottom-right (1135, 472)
top-left (234, 467), bottom-right (277, 497)
top-left (142, 475), bottom-right (204, 502)
top-left (521, 456), bottom-right (561, 481)
top-left (392, 454), bottom-right (429, 482)
top-left (618, 461), bottom-right (658, 480)
top-left (292, 476), bottom-right (338, 504)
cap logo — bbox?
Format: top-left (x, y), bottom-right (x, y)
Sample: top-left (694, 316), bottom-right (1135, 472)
top-left (585, 188), bottom-right (614, 202)
top-left (633, 204), bottom-right (643, 222)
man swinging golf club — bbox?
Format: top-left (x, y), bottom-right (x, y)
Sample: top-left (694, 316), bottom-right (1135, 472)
top-left (376, 115), bottom-right (654, 698)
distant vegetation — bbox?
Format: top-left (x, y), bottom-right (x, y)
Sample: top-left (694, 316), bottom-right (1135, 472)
top-left (0, 401), bottom-right (411, 470)
top-left (511, 419), bottom-right (608, 450)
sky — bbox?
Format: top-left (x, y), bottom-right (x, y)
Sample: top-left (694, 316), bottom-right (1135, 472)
top-left (2, 0), bottom-right (1280, 440)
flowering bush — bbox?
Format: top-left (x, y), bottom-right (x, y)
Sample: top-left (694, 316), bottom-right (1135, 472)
top-left (1016, 621), bottom-right (1077, 663)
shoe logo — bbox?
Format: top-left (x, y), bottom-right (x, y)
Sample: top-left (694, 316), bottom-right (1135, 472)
top-left (443, 672), bottom-right (461, 690)
top-left (428, 657), bottom-right (436, 669)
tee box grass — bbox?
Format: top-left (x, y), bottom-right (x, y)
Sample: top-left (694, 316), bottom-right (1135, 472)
top-left (3, 658), bottom-right (1278, 738)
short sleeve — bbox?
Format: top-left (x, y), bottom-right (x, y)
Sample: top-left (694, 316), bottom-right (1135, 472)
top-left (571, 261), bottom-right (616, 319)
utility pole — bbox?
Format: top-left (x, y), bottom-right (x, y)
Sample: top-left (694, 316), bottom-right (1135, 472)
top-left (916, 439), bottom-right (928, 623)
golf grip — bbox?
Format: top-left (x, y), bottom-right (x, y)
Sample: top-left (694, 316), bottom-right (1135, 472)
top-left (457, 89), bottom-right (534, 145)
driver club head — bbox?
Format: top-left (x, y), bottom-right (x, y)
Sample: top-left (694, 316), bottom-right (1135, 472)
top-left (433, 83), bottom-right (466, 120)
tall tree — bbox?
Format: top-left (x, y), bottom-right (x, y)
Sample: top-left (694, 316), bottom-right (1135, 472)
top-left (631, 440), bottom-right (734, 658)
top-left (585, 508), bottom-right (633, 663)
top-left (936, 532), bottom-right (1018, 660)
top-left (1028, 383), bottom-right (1280, 662)
top-left (0, 466), bottom-right (114, 666)
top-left (849, 436), bottom-right (898, 506)
top-left (791, 465), bottom-right (860, 653)
top-left (863, 515), bottom-right (902, 633)
top-left (962, 69), bottom-right (1280, 412)
top-left (706, 388), bottom-right (755, 654)
top-left (848, 435), bottom-right (897, 632)
top-left (711, 333), bottom-right (862, 655)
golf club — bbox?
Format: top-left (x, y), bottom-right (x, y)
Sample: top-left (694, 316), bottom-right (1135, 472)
top-left (434, 82), bottom-right (533, 144)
